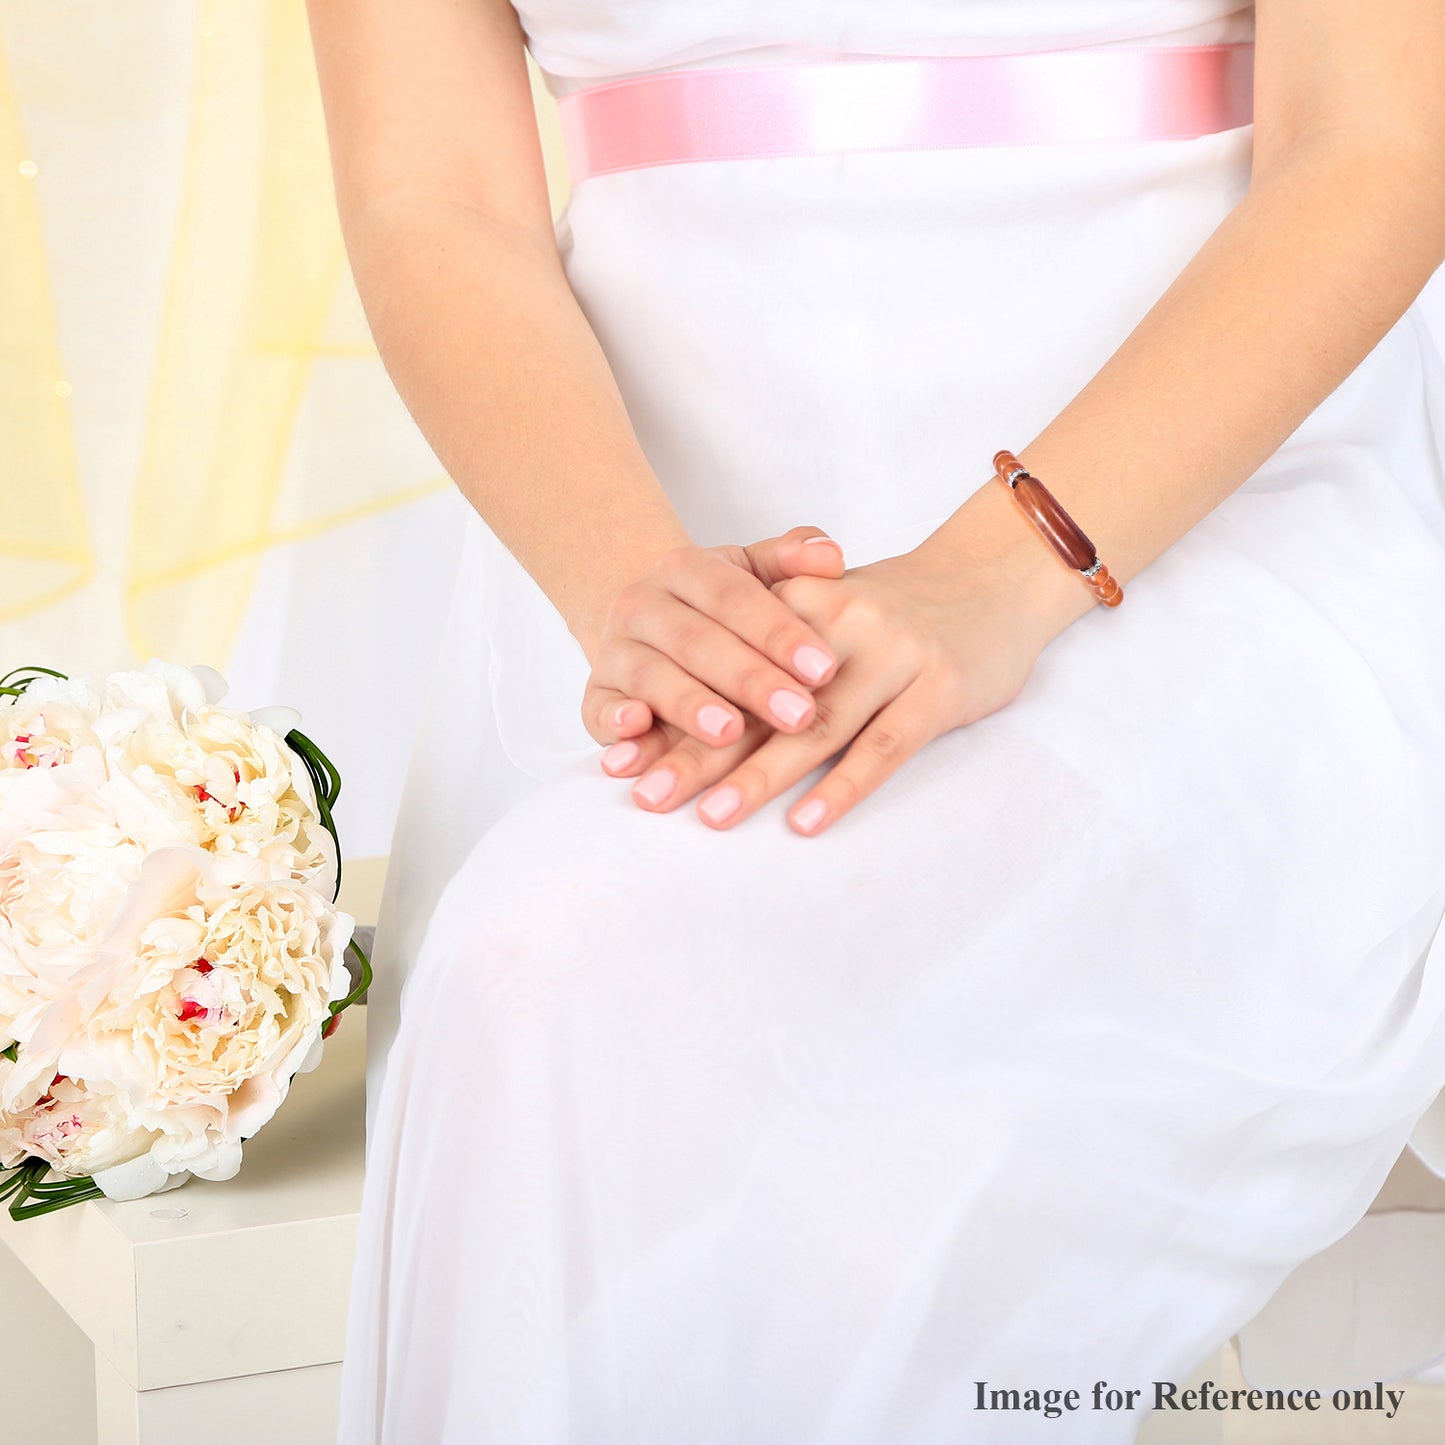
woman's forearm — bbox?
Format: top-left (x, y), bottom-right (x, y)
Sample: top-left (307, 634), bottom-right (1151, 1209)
top-left (916, 131), bottom-right (1445, 639)
top-left (342, 194), bottom-right (690, 657)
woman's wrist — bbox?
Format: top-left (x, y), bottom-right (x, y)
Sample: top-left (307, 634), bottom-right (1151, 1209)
top-left (567, 526), bottom-right (696, 665)
top-left (908, 473), bottom-right (1099, 652)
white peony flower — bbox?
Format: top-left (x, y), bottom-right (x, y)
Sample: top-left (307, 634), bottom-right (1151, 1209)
top-left (0, 752), bottom-right (147, 1048)
top-left (104, 694), bottom-right (335, 892)
top-left (0, 671), bottom-right (103, 773)
top-left (89, 1152), bottom-right (189, 1203)
top-left (0, 663), bottom-right (350, 1202)
top-left (3, 847), bottom-right (353, 1186)
top-left (0, 1073), bottom-right (159, 1177)
top-left (100, 660), bottom-right (217, 728)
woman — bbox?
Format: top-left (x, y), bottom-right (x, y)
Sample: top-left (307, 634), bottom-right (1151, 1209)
top-left (306, 0), bottom-right (1445, 1439)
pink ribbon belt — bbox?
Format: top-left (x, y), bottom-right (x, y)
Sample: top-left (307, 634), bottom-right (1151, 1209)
top-left (557, 43), bottom-right (1254, 183)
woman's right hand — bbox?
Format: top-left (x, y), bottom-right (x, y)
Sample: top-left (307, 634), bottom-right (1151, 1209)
top-left (579, 526), bottom-right (848, 760)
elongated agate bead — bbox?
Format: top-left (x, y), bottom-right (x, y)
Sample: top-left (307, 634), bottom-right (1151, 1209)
top-left (991, 449), bottom-right (1124, 609)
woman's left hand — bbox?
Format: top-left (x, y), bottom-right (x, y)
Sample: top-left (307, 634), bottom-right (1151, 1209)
top-left (602, 519), bottom-right (1085, 836)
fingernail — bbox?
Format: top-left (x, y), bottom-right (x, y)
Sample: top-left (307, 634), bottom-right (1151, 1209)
top-left (802, 535), bottom-right (840, 549)
top-left (614, 702), bottom-right (635, 728)
top-left (633, 768), bottom-right (677, 806)
top-left (792, 797), bottom-right (828, 833)
top-left (792, 645), bottom-right (832, 683)
top-left (601, 740), bottom-right (640, 772)
top-left (697, 703), bottom-right (735, 740)
top-left (699, 785), bottom-right (742, 825)
top-left (769, 688), bottom-right (812, 728)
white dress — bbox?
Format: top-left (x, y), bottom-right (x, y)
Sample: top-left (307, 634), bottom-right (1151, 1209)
top-left (339, 1), bottom-right (1445, 1439)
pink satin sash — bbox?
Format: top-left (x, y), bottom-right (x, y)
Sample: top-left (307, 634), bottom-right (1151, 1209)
top-left (557, 43), bottom-right (1254, 183)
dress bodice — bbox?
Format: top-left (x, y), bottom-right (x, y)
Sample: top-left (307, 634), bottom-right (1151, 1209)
top-left (510, 0), bottom-right (1255, 90)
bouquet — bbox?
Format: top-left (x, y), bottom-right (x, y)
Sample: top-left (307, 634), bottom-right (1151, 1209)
top-left (0, 661), bottom-right (369, 1219)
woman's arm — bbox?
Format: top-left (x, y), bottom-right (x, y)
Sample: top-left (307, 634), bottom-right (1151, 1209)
top-left (302, 0), bottom-right (846, 750)
top-left (616, 0), bottom-right (1445, 835)
top-left (915, 0), bottom-right (1445, 640)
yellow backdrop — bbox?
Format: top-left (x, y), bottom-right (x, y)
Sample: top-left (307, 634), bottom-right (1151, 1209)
top-left (0, 1), bottom-right (569, 856)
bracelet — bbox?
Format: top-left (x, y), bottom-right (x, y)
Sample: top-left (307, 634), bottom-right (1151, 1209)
top-left (991, 450), bottom-right (1123, 608)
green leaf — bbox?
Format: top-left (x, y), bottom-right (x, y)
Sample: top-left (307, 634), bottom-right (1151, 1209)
top-left (1, 1158), bottom-right (104, 1220)
top-left (9, 1180), bottom-right (106, 1219)
top-left (0, 1165), bottom-right (33, 1205)
top-left (0, 665), bottom-right (68, 693)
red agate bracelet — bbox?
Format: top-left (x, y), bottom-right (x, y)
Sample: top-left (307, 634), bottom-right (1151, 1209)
top-left (992, 450), bottom-right (1123, 608)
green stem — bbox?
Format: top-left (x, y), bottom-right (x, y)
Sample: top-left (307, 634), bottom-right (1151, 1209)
top-left (0, 665), bottom-right (66, 690)
top-left (284, 727), bottom-right (344, 901)
top-left (330, 935), bottom-right (373, 1020)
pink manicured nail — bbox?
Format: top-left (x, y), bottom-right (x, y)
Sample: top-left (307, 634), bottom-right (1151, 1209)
top-left (613, 702), bottom-right (634, 728)
top-left (699, 785), bottom-right (742, 825)
top-left (633, 768), bottom-right (677, 806)
top-left (792, 645), bottom-right (832, 683)
top-left (601, 740), bottom-right (640, 772)
top-left (792, 797), bottom-right (828, 833)
top-left (769, 688), bottom-right (812, 728)
top-left (802, 535), bottom-right (840, 549)
top-left (697, 703), bottom-right (735, 740)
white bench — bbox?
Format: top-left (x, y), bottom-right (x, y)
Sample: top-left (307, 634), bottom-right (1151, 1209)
top-left (0, 1001), bottom-right (367, 1445)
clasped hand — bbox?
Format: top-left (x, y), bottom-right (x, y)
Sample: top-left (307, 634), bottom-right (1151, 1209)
top-left (580, 525), bottom-right (1060, 836)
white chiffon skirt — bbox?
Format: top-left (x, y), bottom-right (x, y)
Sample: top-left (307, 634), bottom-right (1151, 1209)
top-left (338, 4), bottom-right (1445, 1439)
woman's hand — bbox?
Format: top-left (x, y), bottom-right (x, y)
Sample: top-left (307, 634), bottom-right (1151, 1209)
top-left (580, 526), bottom-right (853, 756)
top-left (600, 527), bottom-right (1080, 834)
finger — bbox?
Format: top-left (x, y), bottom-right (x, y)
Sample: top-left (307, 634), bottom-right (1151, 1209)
top-left (627, 715), bottom-right (771, 815)
top-left (738, 526), bottom-right (847, 586)
top-left (627, 592), bottom-right (825, 736)
top-left (691, 666), bottom-right (883, 830)
top-left (660, 547), bottom-right (841, 689)
top-left (599, 720), bottom-right (683, 779)
top-left (783, 686), bottom-right (939, 836)
top-left (580, 685), bottom-right (656, 746)
top-left (580, 685), bottom-right (656, 747)
top-left (597, 636), bottom-right (766, 749)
